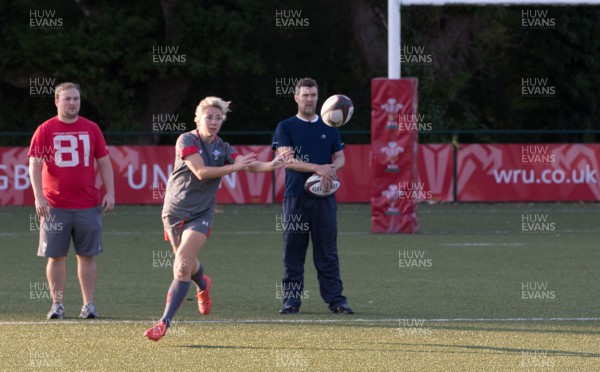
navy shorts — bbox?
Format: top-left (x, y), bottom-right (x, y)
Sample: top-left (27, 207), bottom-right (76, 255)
top-left (37, 207), bottom-right (103, 258)
top-left (162, 210), bottom-right (214, 248)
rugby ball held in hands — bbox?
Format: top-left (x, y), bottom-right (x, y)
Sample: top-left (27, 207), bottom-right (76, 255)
top-left (304, 174), bottom-right (341, 198)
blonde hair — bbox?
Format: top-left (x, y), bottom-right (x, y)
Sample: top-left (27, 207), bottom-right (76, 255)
top-left (194, 96), bottom-right (231, 125)
top-left (55, 82), bottom-right (81, 100)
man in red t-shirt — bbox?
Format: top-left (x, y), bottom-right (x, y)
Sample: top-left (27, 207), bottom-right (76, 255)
top-left (28, 82), bottom-right (115, 320)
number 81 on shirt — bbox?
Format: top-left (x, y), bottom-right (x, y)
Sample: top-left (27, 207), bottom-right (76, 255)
top-left (53, 134), bottom-right (91, 167)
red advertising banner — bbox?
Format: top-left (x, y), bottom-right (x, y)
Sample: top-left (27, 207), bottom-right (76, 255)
top-left (0, 145), bottom-right (277, 206)
top-left (458, 144), bottom-right (600, 201)
top-left (109, 145), bottom-right (276, 205)
top-left (370, 78), bottom-right (420, 233)
top-left (417, 144), bottom-right (454, 203)
top-left (0, 144), bottom-right (375, 206)
top-left (0, 147), bottom-right (32, 206)
top-left (12, 143), bottom-right (600, 204)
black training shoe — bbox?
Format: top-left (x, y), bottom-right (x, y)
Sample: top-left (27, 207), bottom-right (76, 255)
top-left (279, 303), bottom-right (300, 314)
top-left (330, 303), bottom-right (354, 314)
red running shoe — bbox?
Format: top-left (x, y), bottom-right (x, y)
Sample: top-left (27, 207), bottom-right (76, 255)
top-left (196, 275), bottom-right (212, 315)
top-left (144, 320), bottom-right (167, 341)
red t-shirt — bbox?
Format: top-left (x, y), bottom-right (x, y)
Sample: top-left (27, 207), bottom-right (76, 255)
top-left (28, 116), bottom-right (109, 209)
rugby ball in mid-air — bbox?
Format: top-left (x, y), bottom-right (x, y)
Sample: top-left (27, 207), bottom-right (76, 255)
top-left (320, 94), bottom-right (354, 128)
top-left (304, 174), bottom-right (341, 198)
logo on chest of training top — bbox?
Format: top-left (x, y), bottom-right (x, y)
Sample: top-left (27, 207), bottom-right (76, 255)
top-left (211, 149), bottom-right (222, 161)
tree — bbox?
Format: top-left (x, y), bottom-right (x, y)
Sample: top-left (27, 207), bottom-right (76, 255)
top-left (0, 1), bottom-right (597, 146)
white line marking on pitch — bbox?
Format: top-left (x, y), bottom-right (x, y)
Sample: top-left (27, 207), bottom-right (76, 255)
top-left (1, 317), bottom-right (599, 326)
top-left (441, 243), bottom-right (526, 247)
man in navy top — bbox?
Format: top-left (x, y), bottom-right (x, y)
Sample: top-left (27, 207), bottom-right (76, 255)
top-left (272, 77), bottom-right (353, 314)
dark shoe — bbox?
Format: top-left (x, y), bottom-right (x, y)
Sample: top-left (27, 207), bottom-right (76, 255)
top-left (279, 303), bottom-right (300, 314)
top-left (330, 303), bottom-right (354, 314)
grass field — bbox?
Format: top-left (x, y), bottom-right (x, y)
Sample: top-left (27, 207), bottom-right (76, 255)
top-left (1, 203), bottom-right (599, 371)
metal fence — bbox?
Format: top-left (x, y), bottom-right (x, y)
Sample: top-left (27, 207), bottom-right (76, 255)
top-left (1, 129), bottom-right (599, 147)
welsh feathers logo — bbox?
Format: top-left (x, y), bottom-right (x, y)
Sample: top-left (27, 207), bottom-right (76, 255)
top-left (380, 98), bottom-right (403, 129)
top-left (380, 142), bottom-right (404, 172)
top-left (381, 184), bottom-right (400, 215)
